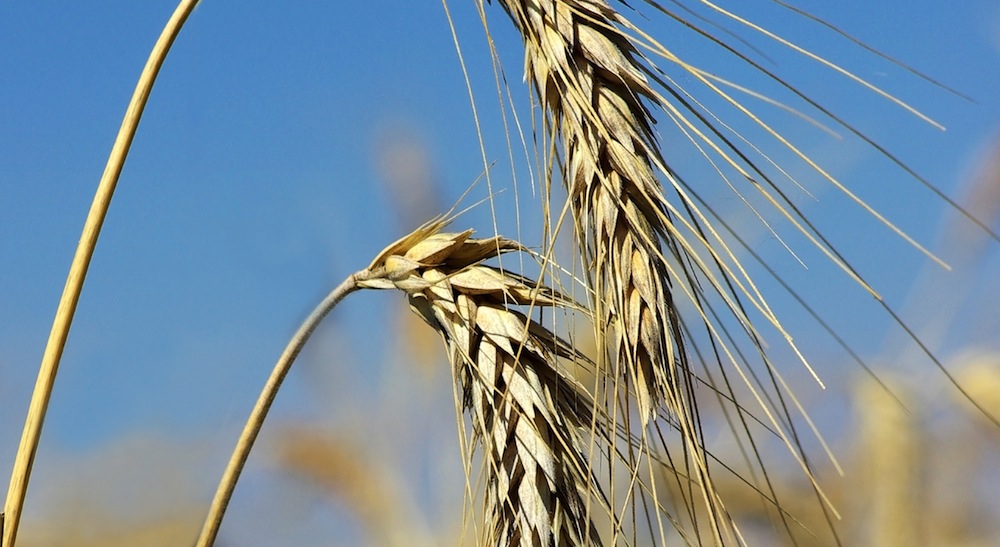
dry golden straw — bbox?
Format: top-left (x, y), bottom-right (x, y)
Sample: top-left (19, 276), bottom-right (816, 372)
top-left (196, 273), bottom-right (361, 547)
top-left (2, 1), bottom-right (201, 544)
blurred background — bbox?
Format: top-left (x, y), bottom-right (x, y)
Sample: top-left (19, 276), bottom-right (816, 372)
top-left (1, 1), bottom-right (999, 544)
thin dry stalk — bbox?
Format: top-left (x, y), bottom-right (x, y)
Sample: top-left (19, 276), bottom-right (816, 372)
top-left (2, 2), bottom-right (200, 544)
top-left (359, 221), bottom-right (605, 546)
top-left (196, 274), bottom-right (361, 547)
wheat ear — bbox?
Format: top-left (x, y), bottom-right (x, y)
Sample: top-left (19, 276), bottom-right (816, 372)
top-left (490, 0), bottom-right (688, 426)
top-left (360, 221), bottom-right (603, 546)
top-left (486, 1), bottom-right (755, 541)
top-left (489, 0), bottom-right (716, 530)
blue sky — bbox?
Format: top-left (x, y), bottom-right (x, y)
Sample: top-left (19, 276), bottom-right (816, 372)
top-left (2, 1), bottom-right (1000, 543)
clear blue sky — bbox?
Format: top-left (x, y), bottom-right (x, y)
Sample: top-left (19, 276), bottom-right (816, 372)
top-left (2, 1), bottom-right (999, 543)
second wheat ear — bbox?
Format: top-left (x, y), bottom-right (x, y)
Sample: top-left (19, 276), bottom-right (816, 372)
top-left (492, 0), bottom-right (686, 427)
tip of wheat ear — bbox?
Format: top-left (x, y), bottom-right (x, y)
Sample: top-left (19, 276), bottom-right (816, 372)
top-left (362, 224), bottom-right (603, 545)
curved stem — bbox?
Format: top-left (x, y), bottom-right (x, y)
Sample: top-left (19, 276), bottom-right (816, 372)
top-left (2, 2), bottom-right (201, 545)
top-left (196, 272), bottom-right (366, 547)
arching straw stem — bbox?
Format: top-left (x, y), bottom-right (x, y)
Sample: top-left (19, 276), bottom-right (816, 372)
top-left (2, 2), bottom-right (200, 544)
top-left (196, 272), bottom-right (364, 547)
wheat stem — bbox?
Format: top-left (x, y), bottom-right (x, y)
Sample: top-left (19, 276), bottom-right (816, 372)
top-left (1, 2), bottom-right (200, 544)
top-left (196, 272), bottom-right (364, 547)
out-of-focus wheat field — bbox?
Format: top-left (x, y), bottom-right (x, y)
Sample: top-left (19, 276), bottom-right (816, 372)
top-left (2, 1), bottom-right (1000, 545)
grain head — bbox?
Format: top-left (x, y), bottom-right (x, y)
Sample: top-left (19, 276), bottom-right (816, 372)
top-left (361, 221), bottom-right (605, 546)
